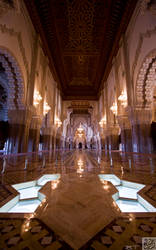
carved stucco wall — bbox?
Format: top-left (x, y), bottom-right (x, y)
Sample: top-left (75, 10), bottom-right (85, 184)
top-left (0, 1), bottom-right (35, 97)
top-left (0, 0), bottom-right (62, 135)
top-left (125, 2), bottom-right (156, 102)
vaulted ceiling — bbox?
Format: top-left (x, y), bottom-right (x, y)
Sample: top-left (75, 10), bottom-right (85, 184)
top-left (24, 0), bottom-right (137, 100)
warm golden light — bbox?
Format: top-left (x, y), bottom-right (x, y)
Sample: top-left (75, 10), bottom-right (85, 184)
top-left (51, 180), bottom-right (60, 190)
top-left (76, 123), bottom-right (85, 138)
top-left (103, 185), bottom-right (109, 190)
top-left (99, 116), bottom-right (106, 127)
top-left (33, 90), bottom-right (42, 106)
top-left (55, 117), bottom-right (62, 127)
top-left (77, 123), bottom-right (83, 133)
top-left (44, 101), bottom-right (51, 115)
top-left (110, 102), bottom-right (117, 115)
top-left (118, 91), bottom-right (127, 107)
top-left (77, 159), bottom-right (84, 174)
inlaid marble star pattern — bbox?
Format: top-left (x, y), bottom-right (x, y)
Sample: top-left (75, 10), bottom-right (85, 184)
top-left (0, 150), bottom-right (156, 249)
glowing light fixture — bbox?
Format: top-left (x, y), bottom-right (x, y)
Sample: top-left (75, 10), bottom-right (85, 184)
top-left (99, 116), bottom-right (106, 127)
top-left (110, 102), bottom-right (117, 115)
top-left (43, 101), bottom-right (51, 115)
top-left (118, 91), bottom-right (127, 107)
top-left (33, 90), bottom-right (42, 106)
top-left (55, 117), bottom-right (62, 127)
top-left (76, 123), bottom-right (84, 138)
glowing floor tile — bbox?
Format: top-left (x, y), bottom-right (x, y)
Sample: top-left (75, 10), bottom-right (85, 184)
top-left (18, 186), bottom-right (41, 199)
top-left (116, 186), bottom-right (140, 199)
top-left (0, 174), bottom-right (60, 213)
top-left (116, 199), bottom-right (148, 212)
top-left (8, 199), bottom-right (41, 213)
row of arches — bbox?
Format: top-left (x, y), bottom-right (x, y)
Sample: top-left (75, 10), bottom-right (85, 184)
top-left (0, 47), bottom-right (156, 154)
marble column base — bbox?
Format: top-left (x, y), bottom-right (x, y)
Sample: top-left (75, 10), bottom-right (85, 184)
top-left (8, 123), bottom-right (29, 153)
top-left (42, 134), bottom-right (52, 151)
top-left (132, 124), bottom-right (152, 153)
top-left (27, 128), bottom-right (40, 152)
top-left (109, 134), bottom-right (119, 150)
top-left (121, 128), bottom-right (132, 152)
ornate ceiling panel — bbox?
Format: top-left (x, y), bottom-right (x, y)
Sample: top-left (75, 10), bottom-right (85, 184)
top-left (24, 0), bottom-right (137, 100)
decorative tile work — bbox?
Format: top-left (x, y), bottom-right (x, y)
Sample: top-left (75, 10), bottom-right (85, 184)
top-left (0, 218), bottom-right (72, 249)
top-left (0, 151), bottom-right (156, 249)
top-left (80, 216), bottom-right (156, 249)
top-left (0, 184), bottom-right (12, 202)
top-left (145, 185), bottom-right (156, 202)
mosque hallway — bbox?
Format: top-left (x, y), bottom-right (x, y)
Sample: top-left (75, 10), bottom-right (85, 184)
top-left (0, 150), bottom-right (156, 249)
top-left (0, 1), bottom-right (156, 248)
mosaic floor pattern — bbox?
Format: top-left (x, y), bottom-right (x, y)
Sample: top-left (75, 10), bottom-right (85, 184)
top-left (0, 150), bottom-right (156, 249)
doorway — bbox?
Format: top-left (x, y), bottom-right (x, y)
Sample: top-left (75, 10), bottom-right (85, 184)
top-left (79, 142), bottom-right (82, 149)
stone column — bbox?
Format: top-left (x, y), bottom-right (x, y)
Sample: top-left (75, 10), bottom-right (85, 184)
top-left (117, 115), bottom-right (132, 152)
top-left (41, 127), bottom-right (53, 151)
top-left (28, 116), bottom-right (42, 152)
top-left (108, 126), bottom-right (119, 150)
top-left (8, 109), bottom-right (32, 153)
top-left (100, 126), bottom-right (107, 150)
top-left (130, 108), bottom-right (153, 153)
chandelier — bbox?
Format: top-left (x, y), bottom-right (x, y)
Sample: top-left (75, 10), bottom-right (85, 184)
top-left (43, 101), bottom-right (51, 115)
top-left (76, 123), bottom-right (84, 138)
top-left (110, 102), bottom-right (117, 115)
top-left (118, 91), bottom-right (127, 107)
top-left (55, 117), bottom-right (62, 127)
top-left (99, 116), bottom-right (106, 127)
top-left (33, 90), bottom-right (42, 106)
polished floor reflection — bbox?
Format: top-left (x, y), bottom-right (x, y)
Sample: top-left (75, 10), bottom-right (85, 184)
top-left (0, 150), bottom-right (156, 249)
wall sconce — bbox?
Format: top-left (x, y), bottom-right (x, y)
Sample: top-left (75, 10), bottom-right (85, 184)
top-left (118, 91), bottom-right (127, 107)
top-left (55, 117), bottom-right (62, 127)
top-left (33, 90), bottom-right (42, 106)
top-left (110, 102), bottom-right (117, 115)
top-left (99, 117), bottom-right (106, 127)
top-left (43, 101), bottom-right (51, 115)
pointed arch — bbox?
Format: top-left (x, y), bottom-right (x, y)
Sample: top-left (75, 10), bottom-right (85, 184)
top-left (136, 49), bottom-right (156, 108)
top-left (0, 47), bottom-right (25, 110)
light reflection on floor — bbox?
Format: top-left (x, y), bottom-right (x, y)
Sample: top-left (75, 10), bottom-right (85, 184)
top-left (0, 150), bottom-right (156, 249)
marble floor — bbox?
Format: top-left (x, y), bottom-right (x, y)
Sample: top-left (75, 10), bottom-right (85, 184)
top-left (0, 150), bottom-right (156, 249)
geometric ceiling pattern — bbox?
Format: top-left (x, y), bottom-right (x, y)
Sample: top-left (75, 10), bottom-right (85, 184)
top-left (24, 0), bottom-right (137, 100)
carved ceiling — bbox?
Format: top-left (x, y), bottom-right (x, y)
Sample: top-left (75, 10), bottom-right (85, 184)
top-left (24, 0), bottom-right (137, 100)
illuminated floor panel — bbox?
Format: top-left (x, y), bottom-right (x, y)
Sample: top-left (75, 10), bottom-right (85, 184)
top-left (18, 186), bottom-right (41, 199)
top-left (116, 186), bottom-right (140, 199)
top-left (8, 199), bottom-right (41, 213)
top-left (116, 199), bottom-right (148, 213)
top-left (0, 174), bottom-right (60, 213)
top-left (99, 174), bottom-right (156, 212)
